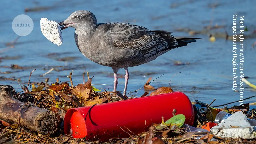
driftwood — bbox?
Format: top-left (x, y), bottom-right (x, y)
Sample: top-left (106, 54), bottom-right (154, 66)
top-left (0, 85), bottom-right (60, 134)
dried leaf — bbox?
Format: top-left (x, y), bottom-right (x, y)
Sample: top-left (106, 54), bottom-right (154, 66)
top-left (0, 120), bottom-right (10, 127)
top-left (58, 92), bottom-right (74, 104)
top-left (31, 84), bottom-right (45, 92)
top-left (144, 77), bottom-right (155, 91)
top-left (48, 90), bottom-right (54, 97)
top-left (208, 141), bottom-right (219, 144)
top-left (84, 96), bottom-right (105, 106)
top-left (145, 77), bottom-right (152, 85)
top-left (11, 64), bottom-right (24, 69)
top-left (49, 82), bottom-right (69, 92)
top-left (155, 123), bottom-right (167, 130)
top-left (165, 114), bottom-right (185, 128)
top-left (149, 87), bottom-right (173, 96)
top-left (92, 86), bottom-right (101, 92)
top-left (72, 85), bottom-right (91, 100)
top-left (144, 85), bottom-right (155, 91)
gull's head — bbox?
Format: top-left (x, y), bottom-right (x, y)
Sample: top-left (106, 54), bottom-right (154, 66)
top-left (60, 10), bottom-right (97, 30)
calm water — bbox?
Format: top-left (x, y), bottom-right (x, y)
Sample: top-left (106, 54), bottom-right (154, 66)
top-left (0, 0), bottom-right (256, 106)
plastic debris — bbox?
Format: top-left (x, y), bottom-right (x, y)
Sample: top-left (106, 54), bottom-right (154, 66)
top-left (40, 18), bottom-right (63, 46)
top-left (201, 122), bottom-right (217, 131)
top-left (242, 78), bottom-right (256, 90)
top-left (209, 34), bottom-right (216, 42)
top-left (211, 111), bottom-right (256, 139)
top-left (214, 111), bottom-right (231, 123)
top-left (183, 124), bottom-right (209, 140)
top-left (184, 124), bottom-right (209, 133)
top-left (64, 92), bottom-right (195, 141)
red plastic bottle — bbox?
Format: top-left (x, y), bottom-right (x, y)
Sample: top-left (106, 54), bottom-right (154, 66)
top-left (64, 92), bottom-right (194, 141)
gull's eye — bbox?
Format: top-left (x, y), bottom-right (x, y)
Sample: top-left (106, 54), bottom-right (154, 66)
top-left (72, 15), bottom-right (79, 19)
top-left (72, 14), bottom-right (87, 20)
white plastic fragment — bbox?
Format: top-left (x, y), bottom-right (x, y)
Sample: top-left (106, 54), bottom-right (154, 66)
top-left (40, 18), bottom-right (63, 46)
top-left (211, 111), bottom-right (256, 139)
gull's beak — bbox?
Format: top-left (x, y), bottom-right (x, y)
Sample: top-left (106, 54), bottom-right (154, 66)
top-left (58, 21), bottom-right (68, 30)
top-left (59, 18), bottom-right (74, 30)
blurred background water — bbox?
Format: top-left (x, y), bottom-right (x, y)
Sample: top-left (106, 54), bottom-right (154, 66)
top-left (0, 0), bottom-right (256, 106)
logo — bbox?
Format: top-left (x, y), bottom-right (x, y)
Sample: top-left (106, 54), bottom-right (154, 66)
top-left (12, 14), bottom-right (34, 36)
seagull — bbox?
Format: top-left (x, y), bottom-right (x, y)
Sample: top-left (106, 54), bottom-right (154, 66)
top-left (60, 10), bottom-right (199, 96)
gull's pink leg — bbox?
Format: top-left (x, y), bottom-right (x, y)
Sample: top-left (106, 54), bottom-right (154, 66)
top-left (123, 67), bottom-right (129, 96)
top-left (112, 68), bottom-right (118, 92)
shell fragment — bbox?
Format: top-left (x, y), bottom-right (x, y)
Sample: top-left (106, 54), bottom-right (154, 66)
top-left (40, 18), bottom-right (63, 46)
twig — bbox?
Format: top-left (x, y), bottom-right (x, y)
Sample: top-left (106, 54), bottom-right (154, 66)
top-left (83, 71), bottom-right (86, 84)
top-left (123, 126), bottom-right (135, 136)
top-left (208, 99), bottom-right (216, 107)
top-left (42, 68), bottom-right (54, 77)
top-left (177, 137), bottom-right (191, 143)
top-left (45, 78), bottom-right (49, 87)
top-left (212, 95), bottom-right (256, 107)
top-left (211, 78), bottom-right (256, 107)
top-left (67, 71), bottom-right (73, 88)
top-left (28, 69), bottom-right (36, 86)
top-left (119, 127), bottom-right (133, 138)
top-left (21, 85), bottom-right (29, 93)
top-left (87, 72), bottom-right (90, 80)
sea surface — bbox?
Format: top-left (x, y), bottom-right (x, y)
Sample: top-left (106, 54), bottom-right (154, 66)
top-left (1, 0), bottom-right (256, 107)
